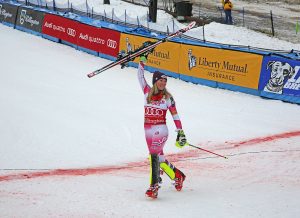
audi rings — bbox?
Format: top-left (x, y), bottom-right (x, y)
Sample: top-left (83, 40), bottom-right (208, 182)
top-left (67, 28), bottom-right (76, 37)
top-left (145, 107), bottom-right (165, 116)
top-left (107, 39), bottom-right (117, 49)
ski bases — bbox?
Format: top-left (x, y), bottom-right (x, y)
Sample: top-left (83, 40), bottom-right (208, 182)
top-left (87, 21), bottom-right (196, 78)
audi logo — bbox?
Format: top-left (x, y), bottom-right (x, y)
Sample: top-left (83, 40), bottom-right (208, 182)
top-left (67, 28), bottom-right (76, 37)
top-left (145, 107), bottom-right (165, 116)
top-left (107, 39), bottom-right (117, 49)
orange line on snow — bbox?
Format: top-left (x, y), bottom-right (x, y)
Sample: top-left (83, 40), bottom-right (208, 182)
top-left (1, 130), bottom-right (299, 183)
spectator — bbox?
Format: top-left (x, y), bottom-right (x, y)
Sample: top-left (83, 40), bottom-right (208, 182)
top-left (222, 0), bottom-right (233, 24)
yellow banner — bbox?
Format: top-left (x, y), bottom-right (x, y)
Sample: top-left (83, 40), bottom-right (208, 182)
top-left (179, 44), bottom-right (263, 89)
top-left (119, 33), bottom-right (180, 73)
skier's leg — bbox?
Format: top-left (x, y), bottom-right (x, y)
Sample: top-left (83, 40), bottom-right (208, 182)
top-left (144, 124), bottom-right (168, 198)
top-left (145, 154), bottom-right (160, 198)
top-left (159, 157), bottom-right (175, 180)
top-left (159, 157), bottom-right (186, 191)
top-left (149, 154), bottom-right (160, 185)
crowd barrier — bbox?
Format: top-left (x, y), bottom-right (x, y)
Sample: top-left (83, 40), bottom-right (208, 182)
top-left (42, 13), bottom-right (121, 58)
top-left (0, 1), bottom-right (19, 26)
top-left (0, 1), bottom-right (299, 104)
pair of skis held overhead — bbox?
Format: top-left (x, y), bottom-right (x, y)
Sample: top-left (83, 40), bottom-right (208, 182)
top-left (87, 21), bottom-right (227, 160)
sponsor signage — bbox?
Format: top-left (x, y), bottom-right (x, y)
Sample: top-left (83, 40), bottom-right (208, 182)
top-left (77, 23), bottom-right (120, 57)
top-left (42, 14), bottom-right (120, 56)
top-left (16, 6), bottom-right (45, 33)
top-left (119, 33), bottom-right (180, 73)
top-left (0, 3), bottom-right (19, 25)
top-left (179, 44), bottom-right (263, 89)
top-left (259, 56), bottom-right (300, 97)
top-left (42, 14), bottom-right (78, 45)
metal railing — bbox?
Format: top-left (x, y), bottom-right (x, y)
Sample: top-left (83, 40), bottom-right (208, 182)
top-left (7, 0), bottom-right (300, 56)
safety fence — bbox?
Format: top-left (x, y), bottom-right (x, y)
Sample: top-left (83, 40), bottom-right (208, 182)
top-left (127, 0), bottom-right (300, 44)
top-left (193, 3), bottom-right (299, 44)
top-left (13, 0), bottom-right (186, 32)
top-left (0, 0), bottom-right (299, 104)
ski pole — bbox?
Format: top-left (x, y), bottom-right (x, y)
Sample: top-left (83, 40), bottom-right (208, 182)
top-left (188, 144), bottom-right (228, 159)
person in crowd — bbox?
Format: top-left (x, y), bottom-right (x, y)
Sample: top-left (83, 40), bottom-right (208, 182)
top-left (222, 0), bottom-right (233, 24)
top-left (137, 48), bottom-right (188, 199)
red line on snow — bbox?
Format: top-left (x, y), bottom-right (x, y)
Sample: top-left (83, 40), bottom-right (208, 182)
top-left (1, 130), bottom-right (299, 183)
top-left (228, 130), bottom-right (300, 147)
top-left (0, 161), bottom-right (148, 183)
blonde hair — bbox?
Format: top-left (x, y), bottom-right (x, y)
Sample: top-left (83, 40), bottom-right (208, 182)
top-left (147, 83), bottom-right (172, 104)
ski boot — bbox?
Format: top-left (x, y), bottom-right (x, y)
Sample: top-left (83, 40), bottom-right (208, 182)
top-left (146, 154), bottom-right (160, 199)
top-left (174, 169), bottom-right (186, 191)
top-left (145, 183), bottom-right (159, 199)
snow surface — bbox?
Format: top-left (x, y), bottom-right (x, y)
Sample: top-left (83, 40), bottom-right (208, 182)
top-left (1, 1), bottom-right (300, 217)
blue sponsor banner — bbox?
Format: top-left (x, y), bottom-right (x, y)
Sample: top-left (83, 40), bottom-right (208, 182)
top-left (259, 56), bottom-right (300, 98)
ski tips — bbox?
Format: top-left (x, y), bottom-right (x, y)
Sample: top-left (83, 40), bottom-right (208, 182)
top-left (189, 21), bottom-right (196, 27)
top-left (87, 72), bottom-right (95, 78)
top-left (187, 21), bottom-right (196, 30)
top-left (180, 21), bottom-right (196, 34)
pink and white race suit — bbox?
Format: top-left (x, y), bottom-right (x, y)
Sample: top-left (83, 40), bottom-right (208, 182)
top-left (138, 61), bottom-right (182, 155)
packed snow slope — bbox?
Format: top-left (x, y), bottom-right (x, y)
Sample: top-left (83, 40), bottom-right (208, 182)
top-left (0, 19), bottom-right (300, 218)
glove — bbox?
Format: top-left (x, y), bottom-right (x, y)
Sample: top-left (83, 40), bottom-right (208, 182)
top-left (140, 54), bottom-right (148, 63)
top-left (175, 130), bottom-right (188, 148)
top-left (138, 41), bottom-right (155, 61)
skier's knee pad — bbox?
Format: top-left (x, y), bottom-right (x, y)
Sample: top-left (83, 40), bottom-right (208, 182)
top-left (160, 161), bottom-right (175, 180)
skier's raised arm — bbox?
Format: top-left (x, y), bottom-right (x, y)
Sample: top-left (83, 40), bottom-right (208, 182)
top-left (137, 57), bottom-right (151, 94)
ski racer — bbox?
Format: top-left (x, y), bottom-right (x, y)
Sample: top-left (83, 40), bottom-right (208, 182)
top-left (138, 51), bottom-right (189, 199)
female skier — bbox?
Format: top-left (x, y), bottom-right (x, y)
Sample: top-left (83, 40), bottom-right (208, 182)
top-left (138, 52), bottom-right (188, 199)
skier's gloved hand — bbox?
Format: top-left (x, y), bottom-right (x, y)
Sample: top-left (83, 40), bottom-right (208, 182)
top-left (138, 40), bottom-right (155, 61)
top-left (175, 130), bottom-right (188, 148)
top-left (139, 54), bottom-right (148, 63)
